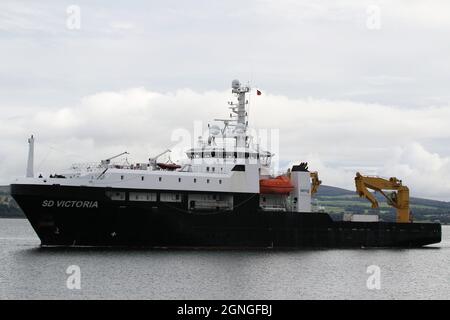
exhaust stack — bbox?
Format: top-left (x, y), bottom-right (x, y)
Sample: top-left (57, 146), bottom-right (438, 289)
top-left (26, 135), bottom-right (34, 178)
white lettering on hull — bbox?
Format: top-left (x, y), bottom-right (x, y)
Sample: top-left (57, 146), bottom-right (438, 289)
top-left (42, 200), bottom-right (98, 208)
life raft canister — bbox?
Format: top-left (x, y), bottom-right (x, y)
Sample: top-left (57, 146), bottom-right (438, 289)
top-left (259, 176), bottom-right (294, 194)
top-left (157, 163), bottom-right (181, 170)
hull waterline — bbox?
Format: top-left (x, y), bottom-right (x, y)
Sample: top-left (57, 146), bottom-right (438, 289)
top-left (11, 184), bottom-right (441, 248)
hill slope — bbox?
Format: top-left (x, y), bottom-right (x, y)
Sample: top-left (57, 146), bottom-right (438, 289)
top-left (316, 185), bottom-right (450, 223)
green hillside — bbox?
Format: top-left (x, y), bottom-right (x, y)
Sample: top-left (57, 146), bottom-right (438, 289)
top-left (315, 185), bottom-right (450, 224)
top-left (1, 185), bottom-right (449, 223)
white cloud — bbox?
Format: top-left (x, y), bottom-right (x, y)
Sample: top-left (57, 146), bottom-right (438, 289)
top-left (2, 0), bottom-right (450, 109)
top-left (249, 92), bottom-right (450, 200)
top-left (251, 0), bottom-right (450, 31)
top-left (1, 87), bottom-right (450, 200)
top-left (381, 143), bottom-right (450, 200)
top-left (1, 1), bottom-right (450, 201)
top-left (0, 2), bottom-right (61, 33)
top-left (109, 22), bottom-right (135, 31)
top-left (381, 0), bottom-right (450, 29)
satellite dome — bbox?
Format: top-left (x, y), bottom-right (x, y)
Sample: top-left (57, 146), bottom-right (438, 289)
top-left (231, 79), bottom-right (240, 89)
top-left (209, 125), bottom-right (221, 136)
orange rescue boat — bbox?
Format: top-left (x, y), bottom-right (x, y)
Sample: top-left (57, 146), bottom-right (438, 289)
top-left (260, 176), bottom-right (294, 194)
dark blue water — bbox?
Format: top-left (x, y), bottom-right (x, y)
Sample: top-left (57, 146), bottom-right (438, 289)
top-left (0, 219), bottom-right (448, 299)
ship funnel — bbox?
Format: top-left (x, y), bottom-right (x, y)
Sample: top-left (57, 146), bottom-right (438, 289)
top-left (26, 135), bottom-right (34, 178)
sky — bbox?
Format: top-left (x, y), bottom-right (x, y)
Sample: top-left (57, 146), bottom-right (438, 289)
top-left (1, 0), bottom-right (450, 200)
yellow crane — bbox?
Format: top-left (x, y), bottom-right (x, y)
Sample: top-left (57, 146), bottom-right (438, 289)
top-left (354, 172), bottom-right (411, 223)
top-left (310, 171), bottom-right (322, 196)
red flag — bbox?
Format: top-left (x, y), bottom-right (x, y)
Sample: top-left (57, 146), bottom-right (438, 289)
top-left (256, 89), bottom-right (262, 95)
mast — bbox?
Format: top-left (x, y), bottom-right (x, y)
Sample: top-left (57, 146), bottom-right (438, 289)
top-left (231, 79), bottom-right (250, 148)
top-left (26, 135), bottom-right (34, 178)
top-left (231, 79), bottom-right (250, 127)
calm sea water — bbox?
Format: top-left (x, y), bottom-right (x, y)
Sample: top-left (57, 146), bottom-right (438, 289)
top-left (0, 218), bottom-right (448, 300)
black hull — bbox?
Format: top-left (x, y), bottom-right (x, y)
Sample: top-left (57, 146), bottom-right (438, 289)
top-left (10, 184), bottom-right (442, 248)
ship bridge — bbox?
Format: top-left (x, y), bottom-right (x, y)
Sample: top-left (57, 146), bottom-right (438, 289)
top-left (183, 79), bottom-right (273, 171)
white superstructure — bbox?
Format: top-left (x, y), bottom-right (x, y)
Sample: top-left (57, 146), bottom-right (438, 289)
top-left (17, 80), bottom-right (317, 213)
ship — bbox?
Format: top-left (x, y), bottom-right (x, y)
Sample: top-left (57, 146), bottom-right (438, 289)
top-left (10, 80), bottom-right (441, 248)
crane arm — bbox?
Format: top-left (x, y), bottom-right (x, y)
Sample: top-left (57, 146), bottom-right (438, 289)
top-left (101, 151), bottom-right (129, 167)
top-left (310, 171), bottom-right (322, 196)
top-left (355, 173), bottom-right (403, 191)
top-left (354, 172), bottom-right (411, 223)
top-left (149, 149), bottom-right (171, 162)
top-left (355, 173), bottom-right (379, 209)
top-left (149, 149), bottom-right (171, 170)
